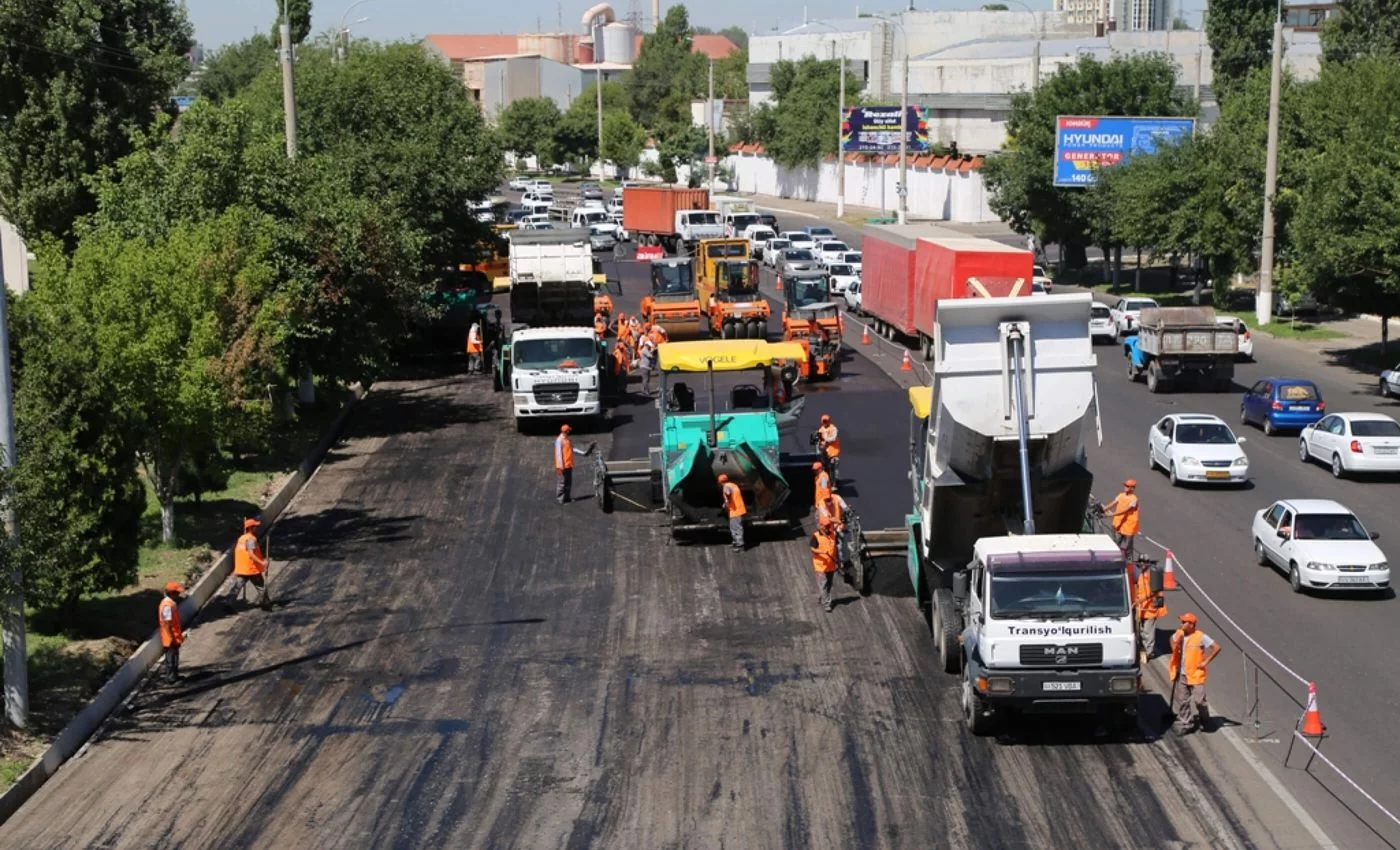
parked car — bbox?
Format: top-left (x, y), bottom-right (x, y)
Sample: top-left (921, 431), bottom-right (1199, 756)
top-left (816, 240), bottom-right (851, 266)
top-left (508, 175), bottom-right (532, 191)
top-left (579, 182), bottom-right (604, 201)
top-left (804, 225), bottom-right (836, 240)
top-left (745, 225), bottom-right (777, 259)
top-left (782, 230), bottom-right (815, 249)
top-left (763, 238), bottom-right (791, 269)
top-left (1274, 290), bottom-right (1320, 315)
top-left (1217, 316), bottom-right (1254, 361)
top-left (1147, 413), bottom-right (1249, 486)
top-left (840, 251), bottom-right (863, 273)
top-left (1089, 303), bottom-right (1116, 344)
top-left (843, 280), bottom-right (862, 314)
top-left (827, 263), bottom-right (859, 295)
top-left (1241, 377), bottom-right (1326, 436)
top-left (1251, 499), bottom-right (1389, 594)
top-left (1380, 362), bottom-right (1400, 398)
top-left (1109, 296), bottom-right (1159, 338)
top-left (1032, 264), bottom-right (1053, 293)
top-left (780, 248), bottom-right (819, 276)
top-left (528, 180), bottom-right (554, 195)
top-left (1298, 412), bottom-right (1400, 478)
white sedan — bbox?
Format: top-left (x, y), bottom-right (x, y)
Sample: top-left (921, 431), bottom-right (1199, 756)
top-left (782, 230), bottom-right (815, 250)
top-left (1380, 362), bottom-right (1400, 398)
top-left (1032, 264), bottom-right (1053, 293)
top-left (1252, 499), bottom-right (1389, 593)
top-left (1217, 316), bottom-right (1254, 360)
top-left (1147, 413), bottom-right (1249, 485)
top-left (843, 280), bottom-right (862, 314)
top-left (1109, 296), bottom-right (1159, 338)
top-left (1089, 303), bottom-right (1116, 344)
top-left (508, 175), bottom-right (531, 191)
top-left (1298, 412), bottom-right (1400, 477)
top-left (817, 240), bottom-right (851, 266)
top-left (827, 263), bottom-right (859, 295)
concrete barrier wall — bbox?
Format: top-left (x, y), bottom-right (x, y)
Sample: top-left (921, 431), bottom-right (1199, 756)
top-left (0, 383), bottom-right (368, 826)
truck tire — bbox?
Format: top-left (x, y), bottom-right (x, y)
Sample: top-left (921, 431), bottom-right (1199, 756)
top-left (962, 663), bottom-right (996, 736)
top-left (932, 589), bottom-right (962, 674)
top-left (1146, 366), bottom-right (1162, 393)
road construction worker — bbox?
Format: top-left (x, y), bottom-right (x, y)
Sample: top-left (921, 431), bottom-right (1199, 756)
top-left (1135, 565), bottom-right (1168, 661)
top-left (1102, 479), bottom-right (1140, 559)
top-left (648, 323), bottom-right (668, 348)
top-left (637, 335), bottom-right (659, 396)
top-left (719, 473), bottom-right (746, 551)
top-left (1168, 612), bottom-right (1221, 735)
top-left (811, 518), bottom-right (840, 612)
top-left (158, 581), bottom-right (186, 681)
top-left (226, 518), bottom-right (270, 610)
top-left (465, 320), bottom-right (484, 375)
top-left (813, 461), bottom-right (832, 506)
top-left (628, 314), bottom-right (642, 338)
top-left (816, 414), bottom-right (841, 480)
top-left (554, 424), bottom-right (591, 503)
top-left (817, 492), bottom-right (852, 568)
top-left (594, 311), bottom-right (608, 340)
top-left (615, 312), bottom-right (634, 348)
top-left (611, 339), bottom-right (630, 382)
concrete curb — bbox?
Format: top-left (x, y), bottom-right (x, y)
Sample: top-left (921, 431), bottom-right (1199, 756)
top-left (0, 383), bottom-right (369, 826)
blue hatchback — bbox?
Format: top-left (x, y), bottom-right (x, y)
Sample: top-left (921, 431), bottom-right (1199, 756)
top-left (1241, 377), bottom-right (1325, 435)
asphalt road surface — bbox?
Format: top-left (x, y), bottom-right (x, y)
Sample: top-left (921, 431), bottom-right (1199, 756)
top-left (0, 201), bottom-right (1328, 847)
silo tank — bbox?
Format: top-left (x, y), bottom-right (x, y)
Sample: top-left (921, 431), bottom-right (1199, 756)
top-left (602, 22), bottom-right (634, 65)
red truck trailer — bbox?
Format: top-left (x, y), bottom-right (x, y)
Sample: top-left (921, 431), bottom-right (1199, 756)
top-left (859, 224), bottom-right (959, 345)
top-left (622, 187), bottom-right (715, 254)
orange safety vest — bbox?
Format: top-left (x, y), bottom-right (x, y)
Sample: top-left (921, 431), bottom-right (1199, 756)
top-left (722, 482), bottom-right (747, 518)
top-left (1110, 491), bottom-right (1140, 536)
top-left (555, 434), bottom-right (574, 471)
top-left (158, 597), bottom-right (183, 648)
top-left (234, 531), bottom-right (266, 576)
top-left (466, 324), bottom-right (483, 354)
top-left (1169, 629), bottom-right (1212, 686)
top-left (613, 345), bottom-right (629, 375)
top-left (817, 497), bottom-right (844, 528)
top-left (818, 423), bottom-right (841, 457)
top-left (811, 530), bottom-right (839, 574)
top-left (1136, 570), bottom-right (1167, 619)
top-left (814, 469), bottom-right (832, 505)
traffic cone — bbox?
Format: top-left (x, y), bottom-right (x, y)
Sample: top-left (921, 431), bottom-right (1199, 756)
top-left (862, 325), bottom-right (871, 345)
top-left (776, 275), bottom-right (783, 292)
top-left (1301, 682), bottom-right (1327, 737)
top-left (901, 349), bottom-right (913, 372)
top-left (1163, 549), bottom-right (1179, 590)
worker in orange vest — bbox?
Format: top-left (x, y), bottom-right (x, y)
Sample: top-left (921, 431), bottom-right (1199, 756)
top-left (648, 323), bottom-right (668, 347)
top-left (594, 311), bottom-right (608, 340)
top-left (719, 473), bottom-right (746, 551)
top-left (555, 424), bottom-right (592, 504)
top-left (817, 492), bottom-right (851, 567)
top-left (466, 320), bottom-right (484, 375)
top-left (225, 517), bottom-right (271, 610)
top-left (158, 581), bottom-right (186, 681)
top-left (816, 414), bottom-right (841, 481)
top-left (813, 461), bottom-right (832, 506)
top-left (811, 518), bottom-right (841, 612)
top-left (1135, 565), bottom-right (1168, 661)
top-left (1168, 612), bottom-right (1221, 735)
top-left (1101, 479), bottom-right (1141, 560)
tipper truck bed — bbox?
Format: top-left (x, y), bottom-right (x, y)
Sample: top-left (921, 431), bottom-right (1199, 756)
top-left (1125, 306), bottom-right (1238, 393)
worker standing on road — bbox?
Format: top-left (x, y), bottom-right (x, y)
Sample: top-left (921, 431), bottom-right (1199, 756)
top-left (719, 474), bottom-right (746, 551)
top-left (1102, 479), bottom-right (1140, 559)
top-left (813, 461), bottom-right (832, 506)
top-left (1168, 613), bottom-right (1221, 735)
top-left (225, 518), bottom-right (271, 610)
top-left (158, 582), bottom-right (186, 681)
top-left (554, 424), bottom-right (592, 504)
top-left (816, 414), bottom-right (841, 481)
top-left (594, 311), bottom-right (608, 340)
top-left (817, 492), bottom-right (851, 569)
top-left (465, 320), bottom-right (484, 375)
top-left (1135, 565), bottom-right (1167, 661)
top-left (637, 335), bottom-right (659, 396)
top-left (811, 518), bottom-right (840, 613)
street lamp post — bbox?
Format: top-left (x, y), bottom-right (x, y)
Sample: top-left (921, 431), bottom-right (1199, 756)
top-left (279, 0), bottom-right (297, 159)
top-left (1257, 2), bottom-right (1285, 327)
top-left (337, 0), bottom-right (376, 64)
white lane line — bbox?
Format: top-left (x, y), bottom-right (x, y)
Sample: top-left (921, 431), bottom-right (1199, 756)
top-left (1222, 727), bottom-right (1340, 849)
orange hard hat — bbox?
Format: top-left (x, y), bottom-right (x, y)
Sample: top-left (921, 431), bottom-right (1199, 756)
top-left (165, 581), bottom-right (185, 595)
top-left (243, 518), bottom-right (261, 531)
top-left (1124, 479), bottom-right (1137, 488)
top-left (717, 473), bottom-right (729, 483)
top-left (1179, 613), bottom-right (1198, 625)
top-left (561, 424), bottom-right (572, 433)
top-left (812, 461), bottom-right (824, 471)
top-left (820, 414), bottom-right (831, 423)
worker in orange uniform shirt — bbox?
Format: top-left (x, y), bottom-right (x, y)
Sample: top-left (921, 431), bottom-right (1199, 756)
top-left (817, 492), bottom-right (852, 569)
top-left (594, 311), bottom-right (608, 340)
top-left (719, 473), bottom-right (747, 551)
top-left (465, 319), bottom-right (484, 375)
top-left (813, 461), bottom-right (832, 506)
top-left (815, 414), bottom-right (841, 481)
top-left (1168, 612), bottom-right (1221, 735)
top-left (225, 518), bottom-right (271, 610)
top-left (1101, 479), bottom-right (1141, 560)
top-left (811, 518), bottom-right (841, 612)
top-left (1136, 564), bottom-right (1168, 661)
top-left (554, 424), bottom-right (593, 504)
top-left (158, 581), bottom-right (186, 681)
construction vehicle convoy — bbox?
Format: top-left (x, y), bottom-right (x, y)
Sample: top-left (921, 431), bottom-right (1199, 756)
top-left (782, 268), bottom-right (844, 380)
top-left (696, 238), bottom-right (768, 339)
top-left (622, 186), bottom-right (724, 254)
top-left (859, 294), bottom-right (1140, 737)
top-left (641, 257), bottom-right (707, 339)
top-left (1124, 306), bottom-right (1238, 393)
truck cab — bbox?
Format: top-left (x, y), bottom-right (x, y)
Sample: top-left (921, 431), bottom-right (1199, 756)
top-left (499, 326), bottom-right (610, 431)
top-left (782, 269), bottom-right (843, 380)
top-left (675, 210), bottom-right (724, 249)
top-left (641, 258), bottom-right (705, 337)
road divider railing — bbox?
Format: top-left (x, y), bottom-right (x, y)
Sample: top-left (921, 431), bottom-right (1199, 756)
top-left (1141, 534), bottom-right (1400, 839)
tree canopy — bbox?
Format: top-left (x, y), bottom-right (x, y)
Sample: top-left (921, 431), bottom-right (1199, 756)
top-left (1206, 0), bottom-right (1278, 98)
top-left (196, 34), bottom-right (277, 103)
top-left (1321, 0), bottom-right (1400, 63)
top-left (750, 57), bottom-right (862, 169)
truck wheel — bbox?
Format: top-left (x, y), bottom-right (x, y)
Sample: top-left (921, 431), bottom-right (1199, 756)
top-left (962, 664), bottom-right (996, 737)
top-left (1126, 360), bottom-right (1138, 382)
top-left (933, 589), bottom-right (962, 674)
top-left (1146, 368), bottom-right (1161, 394)
top-left (515, 418), bottom-right (529, 434)
top-left (720, 320), bottom-right (733, 339)
top-left (492, 369), bottom-right (503, 392)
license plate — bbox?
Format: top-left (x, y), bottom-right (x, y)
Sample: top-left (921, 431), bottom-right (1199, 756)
top-left (1291, 405), bottom-right (1311, 411)
top-left (1206, 471), bottom-right (1229, 479)
top-left (1336, 576), bottom-right (1374, 584)
top-left (1042, 681), bottom-right (1081, 692)
top-left (1374, 447), bottom-right (1398, 456)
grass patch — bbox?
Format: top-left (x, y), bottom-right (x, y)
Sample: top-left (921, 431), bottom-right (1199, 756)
top-left (0, 756), bottom-right (29, 787)
top-left (1079, 282), bottom-right (1347, 341)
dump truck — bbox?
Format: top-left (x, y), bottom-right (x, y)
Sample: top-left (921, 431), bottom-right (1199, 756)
top-left (713, 195), bottom-right (760, 237)
top-left (859, 294), bottom-right (1140, 737)
top-left (1124, 306), bottom-right (1237, 393)
top-left (782, 268), bottom-right (844, 380)
top-left (593, 340), bottom-right (814, 535)
top-left (860, 223), bottom-right (1033, 359)
top-left (696, 238), bottom-right (768, 339)
top-left (641, 257), bottom-right (707, 339)
top-left (622, 186), bottom-right (723, 254)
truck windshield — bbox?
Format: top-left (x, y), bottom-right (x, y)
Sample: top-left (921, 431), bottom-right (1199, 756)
top-left (652, 264), bottom-right (693, 294)
top-left (685, 212), bottom-right (721, 225)
top-left (513, 338), bottom-right (598, 370)
top-left (789, 278), bottom-right (830, 307)
top-left (989, 571), bottom-right (1129, 619)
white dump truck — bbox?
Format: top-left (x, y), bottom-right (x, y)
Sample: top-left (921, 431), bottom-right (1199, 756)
top-left (862, 293), bottom-right (1140, 736)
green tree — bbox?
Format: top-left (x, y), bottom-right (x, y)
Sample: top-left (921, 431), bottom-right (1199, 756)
top-left (713, 47), bottom-right (749, 99)
top-left (719, 26), bottom-right (748, 50)
top-left (0, 0), bottom-right (193, 241)
top-left (196, 34), bottom-right (276, 103)
top-left (631, 6), bottom-right (706, 131)
top-left (980, 53), bottom-right (1194, 267)
top-left (760, 57), bottom-right (862, 168)
top-left (602, 110), bottom-right (646, 173)
top-left (284, 0), bottom-right (314, 45)
top-left (1207, 0), bottom-right (1277, 99)
top-left (1321, 0), bottom-right (1400, 63)
top-left (496, 96), bottom-right (563, 165)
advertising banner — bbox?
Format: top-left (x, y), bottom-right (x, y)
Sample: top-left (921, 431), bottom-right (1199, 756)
top-left (841, 107), bottom-right (930, 154)
top-left (1053, 115), bottom-right (1196, 186)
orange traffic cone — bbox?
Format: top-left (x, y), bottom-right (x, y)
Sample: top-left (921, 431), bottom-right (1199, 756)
top-left (776, 275), bottom-right (783, 292)
top-left (1163, 549), bottom-right (1179, 590)
top-left (901, 349), bottom-right (913, 372)
top-left (1301, 682), bottom-right (1327, 737)
top-left (862, 325), bottom-right (871, 345)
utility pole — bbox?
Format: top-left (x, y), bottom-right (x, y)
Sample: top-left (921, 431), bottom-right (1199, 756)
top-left (279, 0), bottom-right (298, 160)
top-left (707, 58), bottom-right (716, 193)
top-left (897, 51), bottom-right (909, 225)
top-left (836, 52), bottom-right (846, 218)
top-left (1257, 11), bottom-right (1284, 327)
top-left (0, 233), bottom-right (26, 729)
top-left (596, 67), bottom-right (605, 180)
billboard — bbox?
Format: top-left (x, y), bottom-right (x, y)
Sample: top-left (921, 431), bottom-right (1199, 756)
top-left (842, 107), bottom-right (930, 154)
top-left (1053, 115), bottom-right (1196, 187)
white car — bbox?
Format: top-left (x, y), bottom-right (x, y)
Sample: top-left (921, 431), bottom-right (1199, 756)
top-left (816, 240), bottom-right (851, 266)
top-left (508, 175), bottom-right (531, 191)
top-left (609, 212), bottom-right (629, 241)
top-left (827, 263), bottom-right (859, 295)
top-left (520, 213), bottom-right (552, 230)
top-left (529, 179), bottom-right (554, 195)
top-left (1032, 264), bottom-right (1053, 293)
top-left (782, 230), bottom-right (815, 250)
top-left (1217, 316), bottom-right (1254, 360)
top-left (1380, 362), bottom-right (1400, 398)
top-left (1089, 303), bottom-right (1116, 344)
top-left (764, 238), bottom-right (791, 269)
top-left (1148, 413), bottom-right (1249, 485)
top-left (805, 226), bottom-right (836, 241)
top-left (1298, 412), bottom-right (1400, 477)
top-left (606, 199), bottom-right (623, 216)
top-left (840, 251), bottom-right (863, 273)
top-left (1109, 296), bottom-right (1159, 337)
top-left (1252, 499), bottom-right (1389, 593)
top-left (843, 280), bottom-right (862, 313)
top-left (745, 225), bottom-right (777, 258)
top-left (1030, 282), bottom-right (1048, 296)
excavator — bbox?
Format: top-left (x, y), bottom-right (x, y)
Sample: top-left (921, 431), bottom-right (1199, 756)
top-left (640, 257), bottom-right (706, 339)
top-left (781, 268), bottom-right (844, 380)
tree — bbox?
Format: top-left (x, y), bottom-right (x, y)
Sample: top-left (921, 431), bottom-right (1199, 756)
top-left (602, 110), bottom-right (646, 173)
top-left (713, 47), bottom-right (749, 100)
top-left (1207, 0), bottom-right (1277, 99)
top-left (1321, 0), bottom-right (1400, 64)
top-left (630, 6), bottom-right (705, 131)
top-left (982, 3), bottom-right (1010, 9)
top-left (0, 0), bottom-right (193, 241)
top-left (760, 57), bottom-right (862, 168)
top-left (554, 81), bottom-right (631, 166)
top-left (1172, 16), bottom-right (1191, 30)
top-left (980, 53), bottom-right (1194, 267)
top-left (719, 26), bottom-right (748, 50)
top-left (283, 0), bottom-right (314, 45)
top-left (196, 34), bottom-right (276, 103)
top-left (496, 97), bottom-right (562, 164)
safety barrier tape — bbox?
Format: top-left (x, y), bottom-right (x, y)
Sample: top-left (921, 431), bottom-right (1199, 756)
top-left (1288, 731), bottom-right (1400, 830)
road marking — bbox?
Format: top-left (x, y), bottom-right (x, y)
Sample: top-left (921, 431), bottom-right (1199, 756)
top-left (1221, 726), bottom-right (1340, 849)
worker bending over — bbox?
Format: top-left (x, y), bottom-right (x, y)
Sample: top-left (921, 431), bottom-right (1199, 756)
top-left (719, 473), bottom-right (746, 551)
